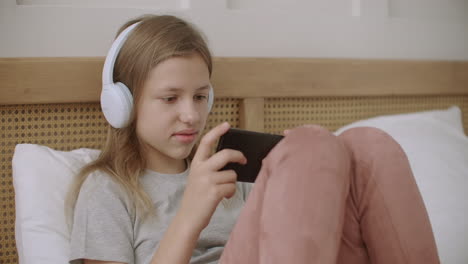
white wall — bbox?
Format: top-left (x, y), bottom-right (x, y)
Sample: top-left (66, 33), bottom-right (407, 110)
top-left (1, 0), bottom-right (467, 60)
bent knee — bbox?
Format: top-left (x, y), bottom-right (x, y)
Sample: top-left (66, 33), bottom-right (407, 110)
top-left (338, 126), bottom-right (406, 160)
top-left (339, 126), bottom-right (397, 146)
top-left (266, 124), bottom-right (349, 165)
top-left (284, 124), bottom-right (338, 150)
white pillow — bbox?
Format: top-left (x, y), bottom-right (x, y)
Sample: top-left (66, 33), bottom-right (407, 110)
top-left (335, 106), bottom-right (468, 264)
top-left (12, 145), bottom-right (99, 264)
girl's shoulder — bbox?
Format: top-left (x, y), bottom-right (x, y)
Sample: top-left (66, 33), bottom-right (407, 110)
top-left (78, 169), bottom-right (133, 207)
top-left (80, 169), bottom-right (116, 192)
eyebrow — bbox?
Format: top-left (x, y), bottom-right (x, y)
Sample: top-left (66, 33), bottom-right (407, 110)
top-left (163, 85), bottom-right (210, 92)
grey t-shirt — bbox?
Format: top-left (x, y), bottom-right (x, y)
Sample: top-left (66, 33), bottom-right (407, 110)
top-left (69, 164), bottom-right (253, 264)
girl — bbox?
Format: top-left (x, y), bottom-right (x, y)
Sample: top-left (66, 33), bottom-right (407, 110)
top-left (66, 14), bottom-right (440, 264)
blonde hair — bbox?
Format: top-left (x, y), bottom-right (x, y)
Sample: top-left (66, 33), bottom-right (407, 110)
top-left (65, 14), bottom-right (213, 229)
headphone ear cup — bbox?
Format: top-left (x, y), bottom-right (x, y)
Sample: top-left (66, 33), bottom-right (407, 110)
top-left (207, 85), bottom-right (214, 112)
top-left (100, 82), bottom-right (134, 128)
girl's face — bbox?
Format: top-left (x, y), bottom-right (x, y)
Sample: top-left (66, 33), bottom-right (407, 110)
top-left (136, 53), bottom-right (211, 173)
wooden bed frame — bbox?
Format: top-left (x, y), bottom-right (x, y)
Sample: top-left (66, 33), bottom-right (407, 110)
top-left (1, 57), bottom-right (467, 263)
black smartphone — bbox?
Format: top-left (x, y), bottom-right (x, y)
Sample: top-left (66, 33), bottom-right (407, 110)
top-left (215, 128), bottom-right (284, 183)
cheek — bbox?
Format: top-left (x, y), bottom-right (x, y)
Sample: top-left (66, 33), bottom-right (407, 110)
top-left (136, 102), bottom-right (180, 133)
top-left (198, 109), bottom-right (209, 129)
top-left (136, 105), bottom-right (153, 129)
top-left (198, 103), bottom-right (210, 119)
top-left (137, 100), bottom-right (165, 122)
top-left (136, 103), bottom-right (164, 133)
top-left (201, 112), bottom-right (209, 126)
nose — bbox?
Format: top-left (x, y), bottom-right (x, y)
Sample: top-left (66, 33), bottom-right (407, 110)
top-left (178, 99), bottom-right (201, 125)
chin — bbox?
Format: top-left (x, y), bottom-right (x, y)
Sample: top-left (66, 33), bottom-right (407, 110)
top-left (170, 146), bottom-right (194, 160)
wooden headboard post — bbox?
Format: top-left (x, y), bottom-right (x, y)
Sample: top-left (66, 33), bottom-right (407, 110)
top-left (239, 98), bottom-right (265, 132)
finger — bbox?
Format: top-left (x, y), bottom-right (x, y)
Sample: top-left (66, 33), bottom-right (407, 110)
top-left (213, 170), bottom-right (237, 184)
top-left (207, 148), bottom-right (247, 171)
top-left (217, 182), bottom-right (237, 200)
top-left (193, 122), bottom-right (230, 163)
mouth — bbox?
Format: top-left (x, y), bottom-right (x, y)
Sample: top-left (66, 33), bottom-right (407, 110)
top-left (172, 131), bottom-right (199, 144)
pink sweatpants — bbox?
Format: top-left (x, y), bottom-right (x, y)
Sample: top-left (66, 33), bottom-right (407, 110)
top-left (219, 125), bottom-right (440, 264)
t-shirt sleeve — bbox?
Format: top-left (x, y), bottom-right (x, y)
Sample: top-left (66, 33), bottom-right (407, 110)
top-left (69, 175), bottom-right (135, 264)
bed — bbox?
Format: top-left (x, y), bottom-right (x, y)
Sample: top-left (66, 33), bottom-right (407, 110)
top-left (1, 57), bottom-right (467, 263)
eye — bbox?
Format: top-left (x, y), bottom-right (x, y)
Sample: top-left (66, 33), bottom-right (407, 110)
top-left (162, 96), bottom-right (177, 103)
top-left (195, 94), bottom-right (208, 101)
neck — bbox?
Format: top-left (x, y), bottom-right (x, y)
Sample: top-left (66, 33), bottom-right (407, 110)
top-left (143, 148), bottom-right (187, 174)
top-left (147, 158), bottom-right (187, 174)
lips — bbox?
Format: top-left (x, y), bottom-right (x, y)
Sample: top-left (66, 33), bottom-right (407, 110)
top-left (173, 130), bottom-right (199, 143)
top-left (174, 129), bottom-right (198, 135)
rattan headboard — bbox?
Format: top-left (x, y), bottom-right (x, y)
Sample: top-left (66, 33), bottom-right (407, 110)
top-left (1, 57), bottom-right (467, 263)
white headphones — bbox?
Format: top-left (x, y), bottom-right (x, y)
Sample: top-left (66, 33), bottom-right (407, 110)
top-left (101, 22), bottom-right (214, 128)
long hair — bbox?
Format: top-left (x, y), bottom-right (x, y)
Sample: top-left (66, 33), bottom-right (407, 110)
top-left (65, 14), bottom-right (212, 229)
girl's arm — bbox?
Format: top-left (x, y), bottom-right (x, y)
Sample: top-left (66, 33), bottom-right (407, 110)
top-left (81, 209), bottom-right (199, 264)
top-left (150, 210), bottom-right (200, 264)
top-left (152, 122), bottom-right (247, 264)
top-left (81, 123), bottom-right (245, 264)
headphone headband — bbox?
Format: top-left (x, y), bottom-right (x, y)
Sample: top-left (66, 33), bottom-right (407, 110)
top-left (102, 22), bottom-right (141, 85)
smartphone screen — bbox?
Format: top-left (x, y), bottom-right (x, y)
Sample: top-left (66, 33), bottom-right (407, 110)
top-left (215, 128), bottom-right (284, 183)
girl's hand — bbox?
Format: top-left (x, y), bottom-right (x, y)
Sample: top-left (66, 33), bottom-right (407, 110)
top-left (178, 122), bottom-right (247, 233)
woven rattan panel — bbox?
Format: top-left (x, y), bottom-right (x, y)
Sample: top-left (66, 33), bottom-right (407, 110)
top-left (0, 98), bottom-right (239, 264)
top-left (265, 95), bottom-right (468, 135)
top-left (203, 98), bottom-right (240, 133)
